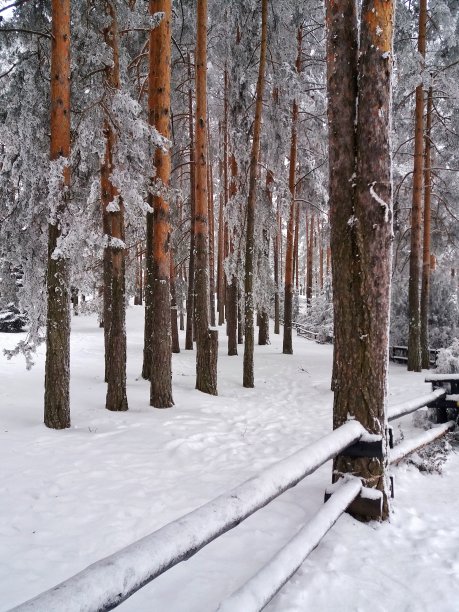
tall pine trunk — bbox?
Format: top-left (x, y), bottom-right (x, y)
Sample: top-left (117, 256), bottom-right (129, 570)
top-left (44, 0), bottom-right (71, 430)
top-left (327, 0), bottom-right (394, 521)
top-left (420, 85), bottom-right (433, 369)
top-left (194, 0), bottom-right (218, 395)
top-left (185, 53), bottom-right (196, 350)
top-left (407, 0), bottom-right (427, 372)
top-left (103, 1), bottom-right (128, 413)
top-left (273, 173), bottom-right (280, 335)
top-left (282, 28), bottom-right (301, 355)
top-left (149, 0), bottom-right (174, 408)
top-left (227, 154), bottom-right (238, 355)
top-left (243, 0), bottom-right (268, 388)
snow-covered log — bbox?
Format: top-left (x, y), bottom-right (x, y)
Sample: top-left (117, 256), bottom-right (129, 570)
top-left (425, 374), bottom-right (459, 382)
top-left (390, 421), bottom-right (456, 465)
top-left (10, 421), bottom-right (366, 612)
top-left (217, 478), bottom-right (362, 612)
top-left (388, 388), bottom-right (446, 421)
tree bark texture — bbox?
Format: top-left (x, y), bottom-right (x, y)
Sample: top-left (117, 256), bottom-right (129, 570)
top-left (283, 28), bottom-right (302, 355)
top-left (327, 0), bottom-right (394, 520)
top-left (407, 0), bottom-right (427, 372)
top-left (149, 0), bottom-right (174, 408)
top-left (44, 0), bottom-right (71, 430)
top-left (420, 85), bottom-right (433, 369)
top-left (243, 0), bottom-right (268, 387)
top-left (226, 154), bottom-right (238, 355)
top-left (103, 1), bottom-right (128, 413)
top-left (194, 0), bottom-right (218, 395)
top-left (273, 183), bottom-right (280, 334)
top-left (185, 53), bottom-right (196, 351)
top-left (170, 250), bottom-right (180, 354)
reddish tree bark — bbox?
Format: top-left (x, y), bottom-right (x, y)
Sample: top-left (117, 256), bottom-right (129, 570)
top-left (148, 0), bottom-right (174, 407)
top-left (195, 0), bottom-right (218, 394)
top-left (44, 0), bottom-right (71, 429)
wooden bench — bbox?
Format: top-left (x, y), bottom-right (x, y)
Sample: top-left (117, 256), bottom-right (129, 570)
top-left (425, 374), bottom-right (459, 423)
top-left (389, 346), bottom-right (439, 366)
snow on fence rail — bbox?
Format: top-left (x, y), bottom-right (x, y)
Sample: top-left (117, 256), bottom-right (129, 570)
top-left (10, 421), bottom-right (367, 612)
top-left (387, 387), bottom-right (455, 465)
top-left (10, 390), bottom-right (457, 612)
top-left (218, 478), bottom-right (362, 612)
top-left (387, 388), bottom-right (446, 421)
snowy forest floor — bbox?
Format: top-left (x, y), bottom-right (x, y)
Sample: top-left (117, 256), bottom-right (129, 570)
top-left (1, 306), bottom-right (459, 611)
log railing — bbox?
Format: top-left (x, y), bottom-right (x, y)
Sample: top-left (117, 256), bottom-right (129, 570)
top-left (9, 389), bottom-right (456, 612)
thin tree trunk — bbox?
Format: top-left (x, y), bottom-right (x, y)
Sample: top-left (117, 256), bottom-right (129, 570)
top-left (258, 226), bottom-right (270, 346)
top-left (273, 181), bottom-right (280, 335)
top-left (207, 114), bottom-right (216, 328)
top-left (306, 212), bottom-right (314, 304)
top-left (185, 53), bottom-right (196, 350)
top-left (170, 249), bottom-right (180, 353)
top-left (237, 288), bottom-right (244, 344)
top-left (243, 0), bottom-right (268, 387)
top-left (195, 0), bottom-right (218, 395)
top-left (103, 1), bottom-right (128, 413)
top-left (44, 0), bottom-right (71, 429)
top-left (407, 0), bottom-right (427, 372)
top-left (293, 196), bottom-right (300, 292)
top-left (227, 154), bottom-right (238, 355)
top-left (420, 85), bottom-right (433, 369)
top-left (283, 28), bottom-right (302, 355)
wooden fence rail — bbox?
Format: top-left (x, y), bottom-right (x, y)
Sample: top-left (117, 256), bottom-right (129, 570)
top-left (9, 389), bottom-right (456, 612)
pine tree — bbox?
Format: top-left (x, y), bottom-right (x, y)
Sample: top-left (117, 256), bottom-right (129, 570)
top-left (44, 0), bottom-right (72, 430)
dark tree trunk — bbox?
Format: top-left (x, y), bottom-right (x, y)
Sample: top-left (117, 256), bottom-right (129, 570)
top-left (103, 1), bottom-right (128, 413)
top-left (185, 53), bottom-right (196, 351)
top-left (273, 183), bottom-right (280, 335)
top-left (243, 0), bottom-right (268, 387)
top-left (258, 227), bottom-right (270, 346)
top-left (142, 210), bottom-right (154, 379)
top-left (237, 288), bottom-right (244, 344)
top-left (420, 85), bottom-right (433, 369)
top-left (327, 0), bottom-right (394, 521)
top-left (194, 0), bottom-right (218, 395)
top-left (306, 213), bottom-right (314, 304)
top-left (283, 28), bottom-right (301, 355)
top-left (44, 0), bottom-right (71, 430)
top-left (148, 0), bottom-right (174, 408)
top-left (227, 154), bottom-right (238, 355)
top-left (170, 251), bottom-right (180, 354)
top-left (407, 0), bottom-right (427, 372)
top-left (207, 116), bottom-right (216, 328)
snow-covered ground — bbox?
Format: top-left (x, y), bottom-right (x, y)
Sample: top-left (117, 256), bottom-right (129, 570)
top-left (1, 306), bottom-right (458, 611)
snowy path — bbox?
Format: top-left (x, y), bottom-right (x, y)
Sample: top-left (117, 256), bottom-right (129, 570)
top-left (1, 307), bottom-right (458, 611)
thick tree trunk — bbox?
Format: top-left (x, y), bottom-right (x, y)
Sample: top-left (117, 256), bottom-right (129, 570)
top-left (185, 53), bottom-right (196, 351)
top-left (420, 85), bottom-right (433, 369)
top-left (237, 288), bottom-right (244, 344)
top-left (148, 0), bottom-right (174, 408)
top-left (103, 1), bottom-right (128, 413)
top-left (243, 0), bottom-right (268, 388)
top-left (283, 28), bottom-right (301, 355)
top-left (327, 0), bottom-right (394, 521)
top-left (142, 208), bottom-right (154, 378)
top-left (101, 145), bottom-right (112, 383)
top-left (194, 0), bottom-right (218, 395)
top-left (407, 0), bottom-right (427, 372)
top-left (44, 0), bottom-right (71, 430)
